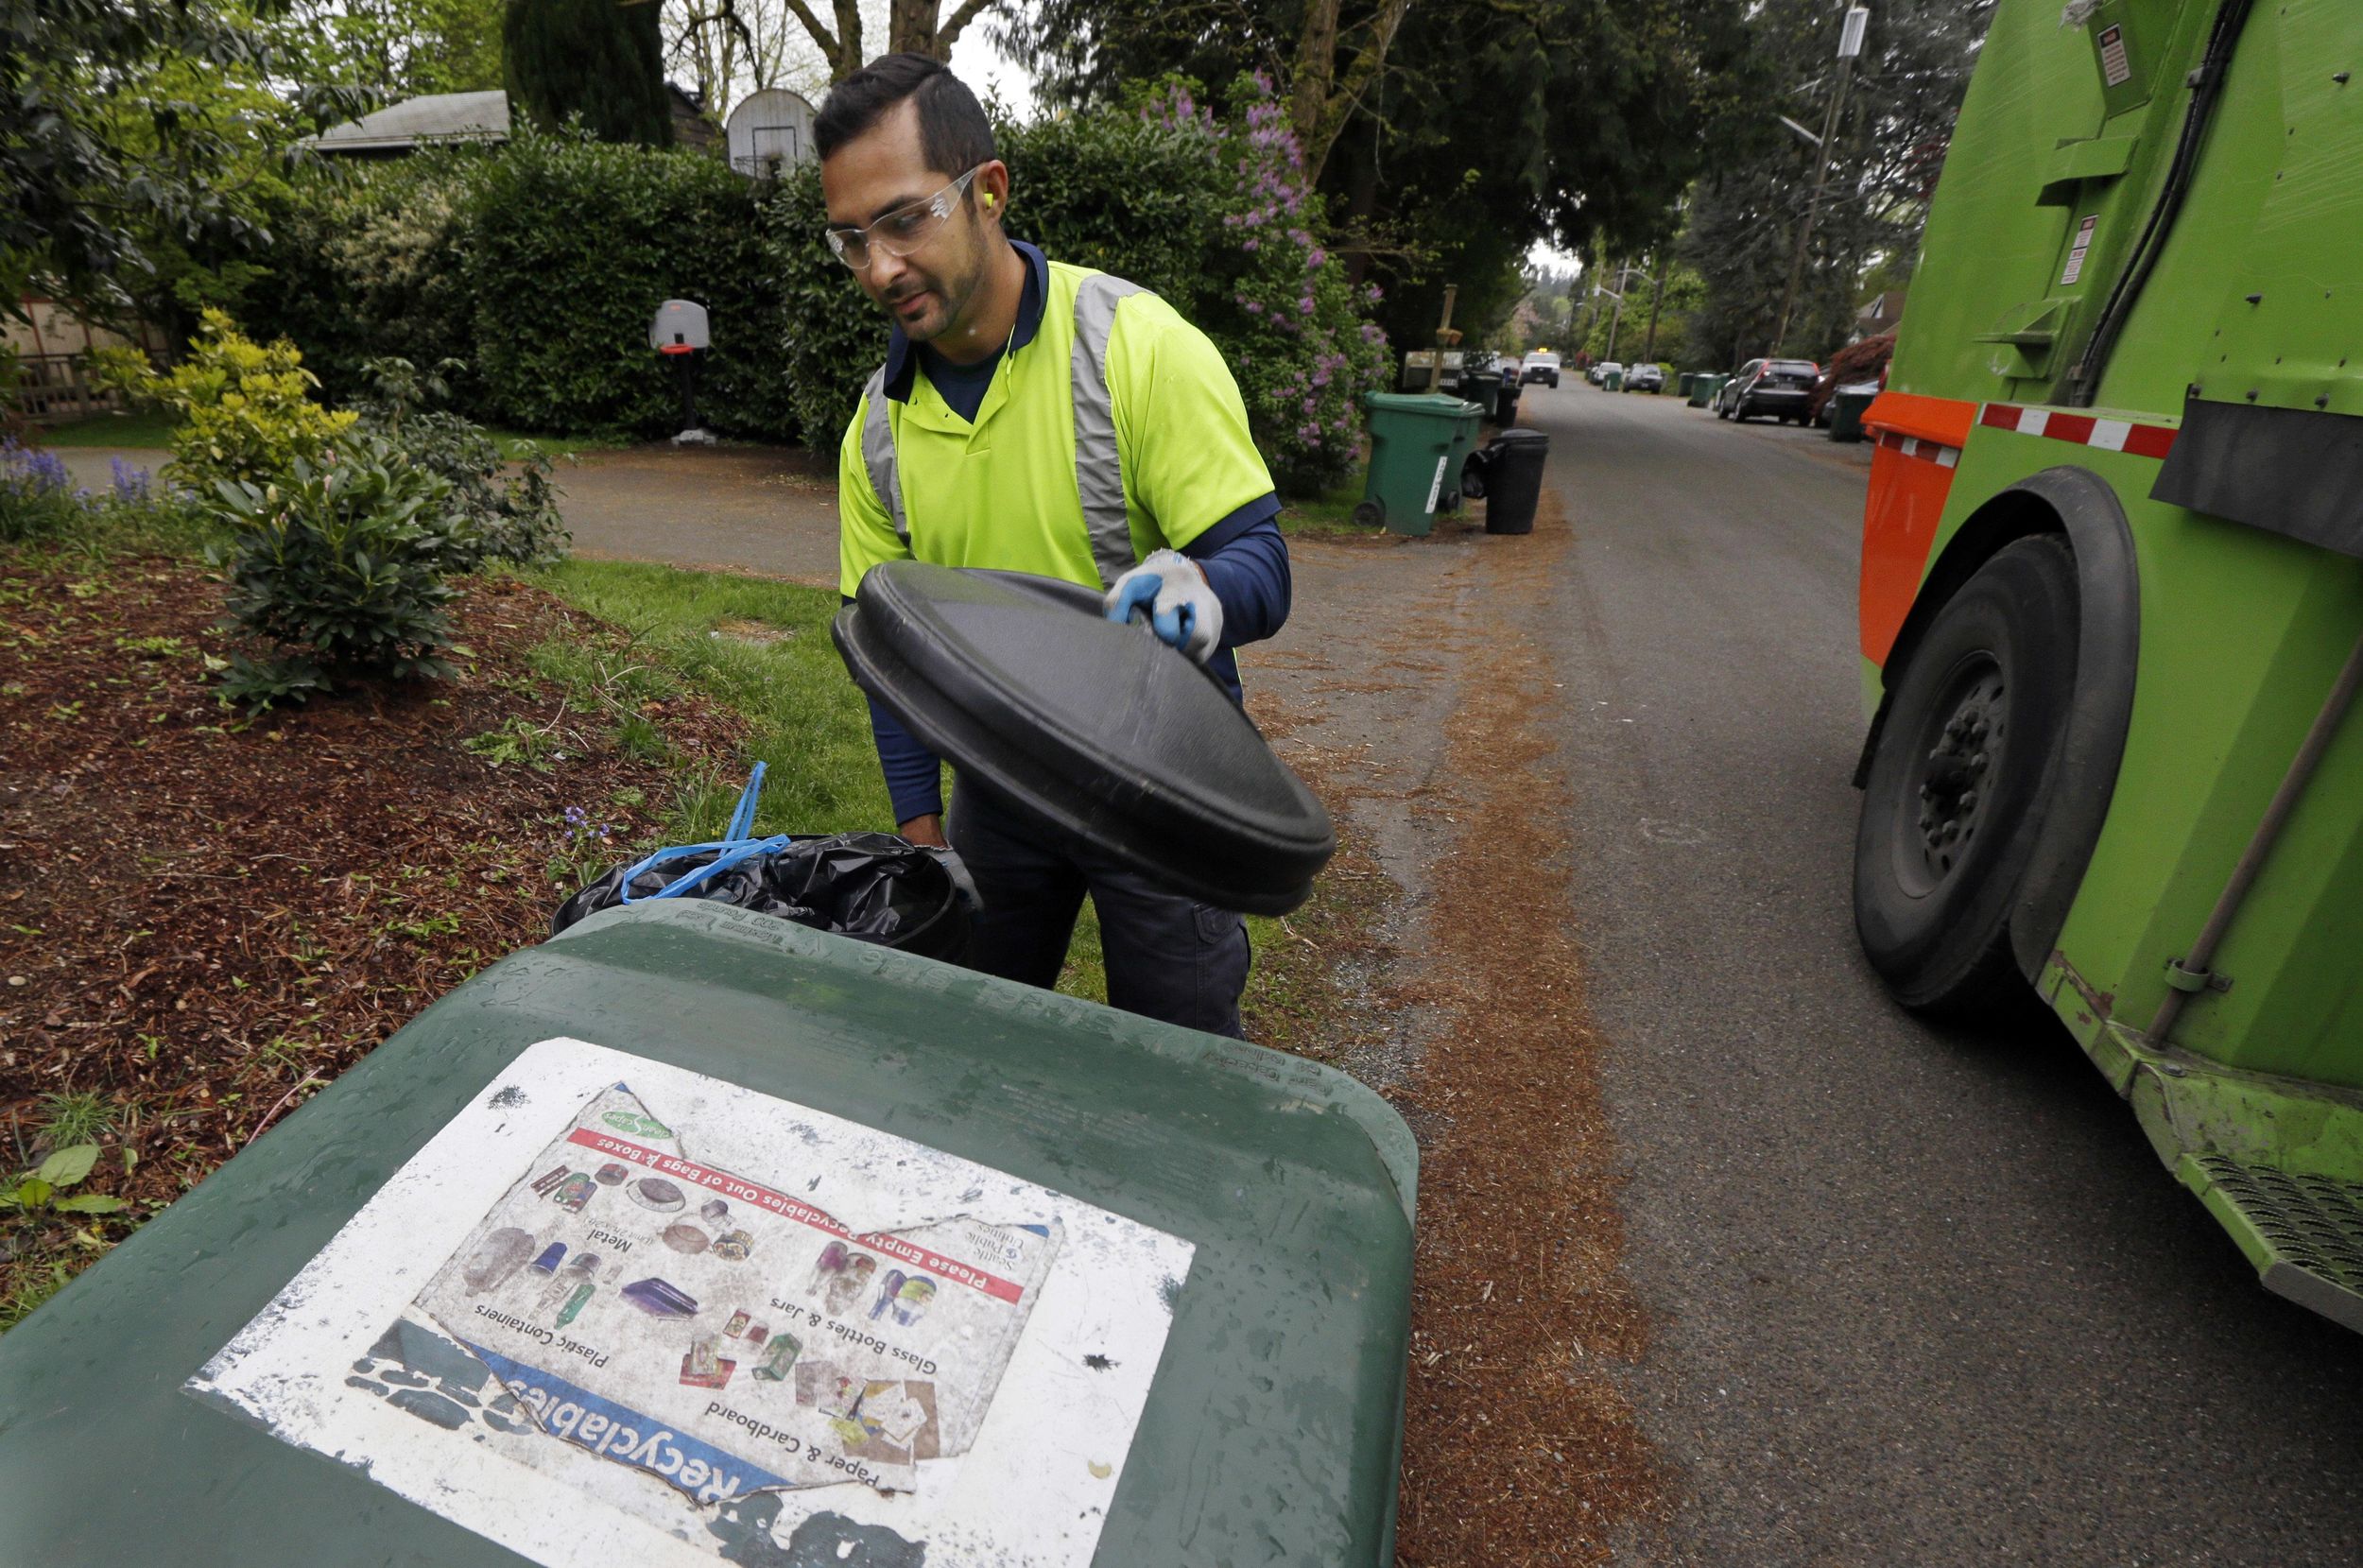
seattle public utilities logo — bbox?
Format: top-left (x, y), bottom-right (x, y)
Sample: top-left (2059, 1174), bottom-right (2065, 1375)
top-left (602, 1111), bottom-right (673, 1138)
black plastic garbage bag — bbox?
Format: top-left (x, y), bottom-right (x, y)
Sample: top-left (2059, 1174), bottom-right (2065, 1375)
top-left (550, 832), bottom-right (975, 963)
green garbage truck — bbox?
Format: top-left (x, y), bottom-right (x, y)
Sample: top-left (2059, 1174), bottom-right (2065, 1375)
top-left (1855, 0), bottom-right (2363, 1330)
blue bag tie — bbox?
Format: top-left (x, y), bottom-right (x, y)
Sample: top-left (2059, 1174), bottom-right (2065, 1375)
top-left (616, 765), bottom-right (792, 905)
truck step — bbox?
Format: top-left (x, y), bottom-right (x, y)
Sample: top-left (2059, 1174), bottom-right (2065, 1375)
top-left (2188, 1153), bottom-right (2363, 1333)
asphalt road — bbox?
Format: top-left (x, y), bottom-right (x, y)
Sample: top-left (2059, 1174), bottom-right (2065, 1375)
top-left (1526, 385), bottom-right (2363, 1565)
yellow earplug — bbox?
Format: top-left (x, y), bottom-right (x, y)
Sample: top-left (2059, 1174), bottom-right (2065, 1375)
top-left (983, 192), bottom-right (995, 208)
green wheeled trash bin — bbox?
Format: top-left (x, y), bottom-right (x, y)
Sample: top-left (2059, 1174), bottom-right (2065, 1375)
top-left (1828, 382), bottom-right (1879, 442)
top-left (1357, 390), bottom-right (1484, 535)
top-left (1686, 374), bottom-right (1716, 409)
top-left (1677, 372), bottom-right (1697, 400)
top-left (1603, 369), bottom-right (1623, 392)
top-left (0, 909), bottom-right (1418, 1564)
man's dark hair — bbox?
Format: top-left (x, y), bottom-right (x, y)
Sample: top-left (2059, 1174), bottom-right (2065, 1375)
top-left (815, 53), bottom-right (997, 176)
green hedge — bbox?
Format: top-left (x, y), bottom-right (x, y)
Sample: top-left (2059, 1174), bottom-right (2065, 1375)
top-left (252, 96), bottom-right (1388, 490)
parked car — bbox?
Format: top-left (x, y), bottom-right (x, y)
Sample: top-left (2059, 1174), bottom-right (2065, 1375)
top-left (1624, 363), bottom-right (1666, 393)
top-left (1591, 360), bottom-right (1625, 388)
top-left (1807, 333), bottom-right (1895, 424)
top-left (1522, 351), bottom-right (1561, 388)
top-left (1716, 357), bottom-right (1821, 422)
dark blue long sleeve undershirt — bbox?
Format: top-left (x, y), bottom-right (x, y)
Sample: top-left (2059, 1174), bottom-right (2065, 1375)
top-left (860, 502), bottom-right (1292, 825)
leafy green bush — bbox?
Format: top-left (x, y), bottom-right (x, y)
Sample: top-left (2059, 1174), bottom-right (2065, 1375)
top-left (205, 433), bottom-right (470, 706)
top-left (93, 310), bottom-right (357, 491)
top-left (458, 132), bottom-right (791, 439)
top-left (350, 356), bottom-right (570, 567)
top-left (256, 157), bottom-right (480, 405)
top-left (246, 99), bottom-right (1389, 486)
top-left (1164, 78), bottom-right (1391, 493)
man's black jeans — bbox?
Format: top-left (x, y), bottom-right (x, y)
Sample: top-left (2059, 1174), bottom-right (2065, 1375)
top-left (948, 782), bottom-right (1251, 1038)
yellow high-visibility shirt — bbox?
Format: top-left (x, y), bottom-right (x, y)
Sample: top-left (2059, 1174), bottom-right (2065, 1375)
top-left (837, 248), bottom-right (1275, 598)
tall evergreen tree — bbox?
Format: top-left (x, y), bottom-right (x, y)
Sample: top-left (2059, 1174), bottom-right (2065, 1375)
top-left (992, 0), bottom-right (1750, 353)
top-left (1681, 0), bottom-right (1992, 368)
top-left (504, 0), bottom-right (674, 145)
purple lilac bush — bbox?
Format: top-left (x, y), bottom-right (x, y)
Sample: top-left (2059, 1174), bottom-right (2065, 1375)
top-left (1142, 78), bottom-right (1391, 493)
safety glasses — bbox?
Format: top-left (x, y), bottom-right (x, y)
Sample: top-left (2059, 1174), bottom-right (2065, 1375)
top-left (824, 166), bottom-right (982, 270)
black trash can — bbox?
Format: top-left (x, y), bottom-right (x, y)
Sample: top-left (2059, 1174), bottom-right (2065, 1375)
top-left (1469, 427), bottom-right (1549, 535)
top-left (1459, 369), bottom-right (1505, 424)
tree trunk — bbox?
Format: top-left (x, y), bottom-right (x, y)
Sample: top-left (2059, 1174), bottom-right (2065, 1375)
top-left (1286, 0), bottom-right (1414, 185)
top-left (888, 0), bottom-right (1002, 61)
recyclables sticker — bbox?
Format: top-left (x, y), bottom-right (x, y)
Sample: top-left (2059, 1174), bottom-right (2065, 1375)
top-left (187, 1037), bottom-right (1193, 1567)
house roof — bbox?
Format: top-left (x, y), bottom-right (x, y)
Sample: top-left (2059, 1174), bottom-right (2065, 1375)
top-left (310, 90), bottom-right (510, 154)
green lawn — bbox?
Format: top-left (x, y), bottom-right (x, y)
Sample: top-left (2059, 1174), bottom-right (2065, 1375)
top-left (1279, 468), bottom-right (1377, 538)
top-left (527, 559), bottom-right (890, 836)
top-left (29, 408), bottom-right (177, 447)
top-left (484, 427), bottom-right (632, 461)
top-left (529, 559), bottom-right (1120, 1005)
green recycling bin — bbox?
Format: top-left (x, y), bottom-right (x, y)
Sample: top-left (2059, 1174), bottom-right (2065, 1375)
top-left (1677, 371), bottom-right (1697, 399)
top-left (1828, 383), bottom-right (1879, 442)
top-left (0, 902), bottom-right (1417, 1566)
top-left (1357, 390), bottom-right (1484, 536)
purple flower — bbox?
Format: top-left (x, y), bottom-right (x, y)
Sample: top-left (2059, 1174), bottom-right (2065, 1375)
top-left (109, 457), bottom-right (151, 503)
top-left (1243, 236), bottom-right (1260, 251)
top-left (1298, 296), bottom-right (1316, 316)
top-left (1306, 248), bottom-right (1327, 268)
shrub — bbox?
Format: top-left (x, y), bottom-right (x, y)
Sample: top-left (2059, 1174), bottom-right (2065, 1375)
top-left (205, 433), bottom-right (470, 706)
top-left (1173, 77), bottom-right (1392, 493)
top-left (94, 310), bottom-right (357, 492)
top-left (458, 131), bottom-right (789, 439)
top-left (257, 160), bottom-right (479, 405)
top-left (350, 356), bottom-right (570, 568)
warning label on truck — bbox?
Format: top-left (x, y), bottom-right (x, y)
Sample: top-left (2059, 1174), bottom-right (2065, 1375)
top-left (2061, 214), bottom-right (2100, 286)
top-left (2097, 25), bottom-right (2132, 88)
top-left (186, 1038), bottom-right (1192, 1568)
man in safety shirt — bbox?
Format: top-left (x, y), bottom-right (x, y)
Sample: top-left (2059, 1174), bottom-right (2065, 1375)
top-left (819, 55), bottom-right (1291, 1040)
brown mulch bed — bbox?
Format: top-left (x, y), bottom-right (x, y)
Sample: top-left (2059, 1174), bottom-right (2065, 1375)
top-left (0, 554), bottom-right (741, 1305)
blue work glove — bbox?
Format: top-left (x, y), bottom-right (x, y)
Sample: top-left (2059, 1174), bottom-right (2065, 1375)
top-left (1103, 548), bottom-right (1224, 664)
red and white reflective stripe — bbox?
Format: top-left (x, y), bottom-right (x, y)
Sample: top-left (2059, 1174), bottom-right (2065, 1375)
top-left (1978, 402), bottom-right (2178, 459)
top-left (1874, 429), bottom-right (1960, 468)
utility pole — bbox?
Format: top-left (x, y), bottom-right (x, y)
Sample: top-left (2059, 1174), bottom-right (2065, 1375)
top-left (1771, 4), bottom-right (1870, 358)
top-left (1603, 259), bottom-right (1637, 361)
top-left (1640, 250), bottom-right (1672, 363)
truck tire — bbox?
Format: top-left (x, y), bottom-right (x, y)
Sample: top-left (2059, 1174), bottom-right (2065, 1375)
top-left (1854, 534), bottom-right (2080, 1014)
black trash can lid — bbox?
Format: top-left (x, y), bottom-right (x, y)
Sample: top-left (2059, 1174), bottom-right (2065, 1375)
top-left (832, 563), bottom-right (1336, 915)
top-left (1485, 426), bottom-right (1551, 447)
